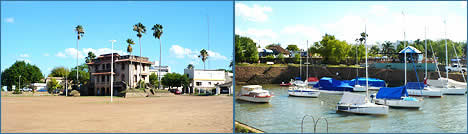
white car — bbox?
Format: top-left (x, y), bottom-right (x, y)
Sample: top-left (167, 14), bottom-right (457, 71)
top-left (446, 64), bottom-right (467, 72)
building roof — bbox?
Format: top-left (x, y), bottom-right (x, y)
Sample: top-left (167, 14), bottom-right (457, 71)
top-left (399, 46), bottom-right (422, 54)
top-left (267, 45), bottom-right (290, 55)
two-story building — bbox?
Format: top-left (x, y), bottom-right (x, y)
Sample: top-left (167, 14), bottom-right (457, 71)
top-left (149, 61), bottom-right (171, 80)
top-left (86, 53), bottom-right (152, 96)
top-left (184, 69), bottom-right (227, 93)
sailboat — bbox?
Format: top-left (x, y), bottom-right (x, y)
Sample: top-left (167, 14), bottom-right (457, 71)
top-left (288, 40), bottom-right (320, 97)
top-left (336, 25), bottom-right (389, 115)
top-left (397, 14), bottom-right (442, 97)
top-left (425, 20), bottom-right (467, 95)
top-left (373, 86), bottom-right (422, 108)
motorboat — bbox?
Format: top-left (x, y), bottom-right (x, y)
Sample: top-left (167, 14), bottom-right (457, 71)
top-left (373, 86), bottom-right (422, 108)
top-left (337, 92), bottom-right (389, 115)
top-left (406, 82), bottom-right (443, 97)
top-left (313, 77), bottom-right (354, 95)
top-left (349, 77), bottom-right (386, 92)
top-left (307, 77), bottom-right (319, 86)
top-left (237, 85), bottom-right (272, 103)
top-left (288, 85), bottom-right (320, 97)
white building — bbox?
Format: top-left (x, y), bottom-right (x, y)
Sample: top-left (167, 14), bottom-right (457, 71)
top-left (184, 69), bottom-right (227, 93)
top-left (149, 61), bottom-right (171, 80)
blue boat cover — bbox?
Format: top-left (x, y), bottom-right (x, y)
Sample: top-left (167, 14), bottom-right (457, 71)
top-left (295, 77), bottom-right (301, 80)
top-left (313, 77), bottom-right (354, 91)
top-left (347, 77), bottom-right (386, 87)
top-left (406, 82), bottom-right (425, 90)
top-left (376, 86), bottom-right (408, 99)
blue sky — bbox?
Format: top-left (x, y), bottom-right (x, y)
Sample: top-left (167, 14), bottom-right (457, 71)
top-left (236, 1), bottom-right (467, 49)
top-left (1, 1), bottom-right (233, 75)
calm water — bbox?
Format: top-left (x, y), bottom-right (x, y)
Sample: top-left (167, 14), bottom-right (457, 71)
top-left (235, 84), bottom-right (467, 133)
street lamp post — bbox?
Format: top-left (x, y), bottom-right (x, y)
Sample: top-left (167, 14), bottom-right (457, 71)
top-left (110, 40), bottom-right (116, 102)
top-left (18, 75), bottom-right (21, 91)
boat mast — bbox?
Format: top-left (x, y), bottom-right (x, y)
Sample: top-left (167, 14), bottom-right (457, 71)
top-left (444, 20), bottom-right (449, 88)
top-left (356, 40), bottom-right (359, 85)
top-left (300, 49), bottom-right (302, 80)
top-left (403, 11), bottom-right (407, 85)
top-left (430, 42), bottom-right (442, 78)
top-left (306, 40), bottom-right (309, 83)
top-left (425, 26), bottom-right (428, 80)
top-left (365, 24), bottom-right (369, 103)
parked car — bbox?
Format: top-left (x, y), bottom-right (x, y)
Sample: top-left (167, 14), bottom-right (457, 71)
top-left (446, 64), bottom-right (467, 72)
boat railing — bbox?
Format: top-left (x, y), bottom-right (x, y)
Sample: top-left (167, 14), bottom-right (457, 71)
top-left (301, 115), bottom-right (329, 133)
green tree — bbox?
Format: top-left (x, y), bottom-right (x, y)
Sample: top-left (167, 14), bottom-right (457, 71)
top-left (266, 55), bottom-right (275, 62)
top-left (199, 49), bottom-right (209, 70)
top-left (317, 34), bottom-right (350, 64)
top-left (47, 78), bottom-right (59, 93)
top-left (161, 73), bottom-right (189, 90)
top-left (49, 67), bottom-right (70, 77)
top-left (126, 38), bottom-right (135, 88)
top-left (74, 25), bottom-right (85, 89)
top-left (69, 64), bottom-right (89, 86)
top-left (370, 45), bottom-right (380, 56)
top-left (277, 53), bottom-right (285, 63)
top-left (187, 64), bottom-right (194, 69)
top-left (286, 45), bottom-right (300, 52)
top-left (381, 41), bottom-right (395, 57)
top-left (293, 53), bottom-right (301, 64)
top-left (235, 35), bottom-right (258, 63)
top-left (84, 52), bottom-right (96, 63)
top-left (151, 24), bottom-right (164, 89)
top-left (149, 73), bottom-right (159, 87)
top-left (133, 22), bottom-right (146, 81)
top-left (1, 61), bottom-right (43, 91)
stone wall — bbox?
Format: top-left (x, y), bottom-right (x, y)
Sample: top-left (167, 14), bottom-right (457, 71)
top-left (235, 66), bottom-right (466, 87)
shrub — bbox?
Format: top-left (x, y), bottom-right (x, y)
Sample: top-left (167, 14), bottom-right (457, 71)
top-left (70, 90), bottom-right (80, 97)
top-left (13, 89), bottom-right (22, 94)
top-left (265, 55), bottom-right (275, 61)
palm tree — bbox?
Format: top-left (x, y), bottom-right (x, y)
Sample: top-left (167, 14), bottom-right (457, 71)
top-left (381, 41), bottom-right (395, 57)
top-left (75, 25), bottom-right (84, 89)
top-left (126, 38), bottom-right (135, 88)
top-left (187, 64), bottom-right (194, 70)
top-left (133, 22), bottom-right (146, 87)
top-left (199, 49), bottom-right (209, 70)
top-left (151, 24), bottom-right (163, 89)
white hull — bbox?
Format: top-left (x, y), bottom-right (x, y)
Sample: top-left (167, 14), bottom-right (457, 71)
top-left (431, 87), bottom-right (467, 95)
top-left (353, 85), bottom-right (382, 92)
top-left (318, 90), bottom-right (346, 95)
top-left (288, 90), bottom-right (320, 97)
top-left (308, 81), bottom-right (318, 86)
top-left (407, 88), bottom-right (443, 97)
top-left (374, 99), bottom-right (422, 108)
top-left (337, 103), bottom-right (388, 115)
top-left (237, 96), bottom-right (272, 103)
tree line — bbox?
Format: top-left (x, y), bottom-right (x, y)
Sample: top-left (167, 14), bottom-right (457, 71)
top-left (235, 34), bottom-right (466, 65)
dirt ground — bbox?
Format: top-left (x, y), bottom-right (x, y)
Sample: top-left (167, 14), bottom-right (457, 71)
top-left (1, 95), bottom-right (233, 133)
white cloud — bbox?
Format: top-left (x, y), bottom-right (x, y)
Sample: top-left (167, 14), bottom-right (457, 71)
top-left (236, 28), bottom-right (278, 47)
top-left (236, 3), bottom-right (272, 22)
top-left (55, 48), bottom-right (127, 59)
top-left (43, 53), bottom-right (50, 57)
top-left (56, 52), bottom-right (66, 58)
top-left (206, 50), bottom-right (228, 61)
top-left (282, 24), bottom-right (322, 49)
top-left (5, 17), bottom-right (14, 23)
top-left (19, 54), bottom-right (29, 58)
top-left (369, 5), bottom-right (389, 16)
top-left (169, 45), bottom-right (197, 59)
top-left (169, 45), bottom-right (228, 61)
top-left (461, 1), bottom-right (466, 8)
top-left (17, 59), bottom-right (31, 63)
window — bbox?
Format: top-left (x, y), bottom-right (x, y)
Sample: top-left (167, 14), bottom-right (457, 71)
top-left (134, 64), bottom-right (138, 71)
top-left (121, 74), bottom-right (125, 81)
top-left (101, 64), bottom-right (105, 70)
top-left (121, 64), bottom-right (125, 70)
top-left (196, 82), bottom-right (202, 86)
top-left (101, 76), bottom-right (104, 82)
top-left (134, 75), bottom-right (137, 83)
